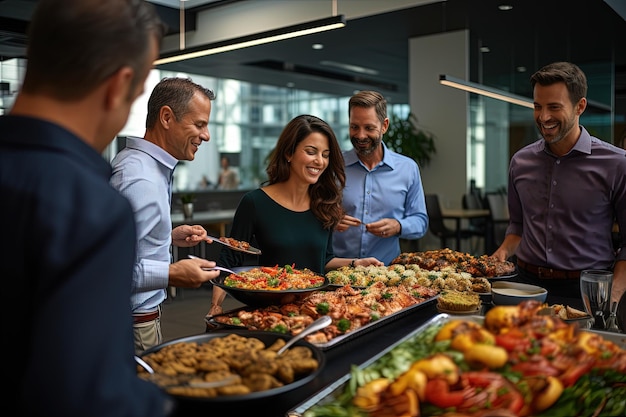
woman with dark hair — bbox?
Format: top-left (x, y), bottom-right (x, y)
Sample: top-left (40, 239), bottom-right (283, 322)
top-left (209, 115), bottom-right (382, 315)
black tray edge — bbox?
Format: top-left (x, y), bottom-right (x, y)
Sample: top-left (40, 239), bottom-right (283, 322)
top-left (205, 295), bottom-right (439, 351)
top-left (285, 313), bottom-right (456, 417)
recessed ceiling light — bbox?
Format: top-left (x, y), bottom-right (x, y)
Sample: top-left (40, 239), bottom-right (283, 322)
top-left (498, 4), bottom-right (513, 11)
top-left (286, 82), bottom-right (295, 88)
top-left (516, 66), bottom-right (527, 73)
top-left (312, 43), bottom-right (324, 50)
top-left (480, 46), bottom-right (490, 53)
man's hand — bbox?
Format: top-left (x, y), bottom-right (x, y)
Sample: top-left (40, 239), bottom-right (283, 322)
top-left (365, 218), bottom-right (401, 238)
top-left (169, 258), bottom-right (219, 288)
top-left (172, 224), bottom-right (207, 247)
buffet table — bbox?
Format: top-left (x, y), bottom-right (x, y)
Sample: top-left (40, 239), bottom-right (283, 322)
top-left (170, 302), bottom-right (441, 417)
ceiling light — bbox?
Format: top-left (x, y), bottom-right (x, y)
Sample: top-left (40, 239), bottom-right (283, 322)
top-left (320, 60), bottom-right (379, 75)
top-left (312, 43), bottom-right (324, 50)
top-left (155, 15), bottom-right (346, 65)
top-left (439, 74), bottom-right (533, 108)
top-left (498, 4), bottom-right (513, 11)
top-left (480, 46), bottom-right (490, 53)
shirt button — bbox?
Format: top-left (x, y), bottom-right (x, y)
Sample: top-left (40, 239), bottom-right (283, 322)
top-left (552, 180), bottom-right (557, 186)
top-left (548, 248), bottom-right (552, 252)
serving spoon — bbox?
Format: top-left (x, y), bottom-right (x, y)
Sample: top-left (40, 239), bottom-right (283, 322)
top-left (276, 315), bottom-right (332, 355)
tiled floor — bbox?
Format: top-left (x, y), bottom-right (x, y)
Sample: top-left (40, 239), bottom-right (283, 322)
top-left (161, 285), bottom-right (245, 342)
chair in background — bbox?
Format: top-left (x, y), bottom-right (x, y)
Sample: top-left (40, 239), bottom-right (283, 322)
top-left (425, 194), bottom-right (473, 251)
top-left (484, 192), bottom-right (510, 253)
top-left (462, 193), bottom-right (488, 253)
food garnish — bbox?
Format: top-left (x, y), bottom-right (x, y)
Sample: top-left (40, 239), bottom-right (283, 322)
top-left (223, 265), bottom-right (324, 291)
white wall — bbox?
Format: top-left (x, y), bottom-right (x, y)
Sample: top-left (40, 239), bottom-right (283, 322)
top-left (409, 30), bottom-right (470, 249)
top-left (410, 30), bottom-right (469, 209)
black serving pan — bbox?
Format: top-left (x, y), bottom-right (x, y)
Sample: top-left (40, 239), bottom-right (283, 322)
top-left (140, 330), bottom-right (325, 403)
top-left (206, 295), bottom-right (438, 350)
top-left (210, 273), bottom-right (330, 308)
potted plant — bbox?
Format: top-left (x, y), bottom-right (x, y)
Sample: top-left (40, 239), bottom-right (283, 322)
top-left (383, 112), bottom-right (436, 167)
top-left (180, 193), bottom-right (195, 219)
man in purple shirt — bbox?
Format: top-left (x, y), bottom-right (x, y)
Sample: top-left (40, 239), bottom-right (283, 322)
top-left (492, 62), bottom-right (626, 311)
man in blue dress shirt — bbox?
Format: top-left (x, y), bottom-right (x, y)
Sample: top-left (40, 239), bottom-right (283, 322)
top-left (111, 77), bottom-right (221, 353)
top-left (333, 90), bottom-right (429, 265)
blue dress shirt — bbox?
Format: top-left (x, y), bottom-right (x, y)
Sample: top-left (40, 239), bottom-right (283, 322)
top-left (333, 142), bottom-right (428, 264)
top-left (111, 136), bottom-right (178, 313)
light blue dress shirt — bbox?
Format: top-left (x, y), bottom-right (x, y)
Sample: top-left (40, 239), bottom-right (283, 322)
top-left (110, 137), bottom-right (178, 313)
top-left (333, 142), bottom-right (428, 264)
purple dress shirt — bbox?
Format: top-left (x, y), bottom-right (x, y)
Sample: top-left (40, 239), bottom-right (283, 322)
top-left (507, 126), bottom-right (626, 270)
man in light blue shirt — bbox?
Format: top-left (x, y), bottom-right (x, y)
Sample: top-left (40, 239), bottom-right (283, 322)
top-left (111, 77), bottom-right (220, 353)
top-left (333, 91), bottom-right (429, 265)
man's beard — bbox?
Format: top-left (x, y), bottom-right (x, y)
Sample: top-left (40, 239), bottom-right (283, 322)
top-left (351, 134), bottom-right (382, 157)
top-left (538, 115), bottom-right (576, 145)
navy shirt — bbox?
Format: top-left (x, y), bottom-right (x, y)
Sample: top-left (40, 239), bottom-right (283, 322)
top-left (0, 115), bottom-right (170, 416)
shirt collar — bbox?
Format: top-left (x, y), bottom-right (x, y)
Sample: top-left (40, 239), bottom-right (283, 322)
top-left (344, 141), bottom-right (395, 169)
top-left (124, 136), bottom-right (178, 171)
top-left (536, 125), bottom-right (592, 156)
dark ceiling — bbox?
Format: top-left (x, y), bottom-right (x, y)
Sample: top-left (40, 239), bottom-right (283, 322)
top-left (1, 0), bottom-right (625, 117)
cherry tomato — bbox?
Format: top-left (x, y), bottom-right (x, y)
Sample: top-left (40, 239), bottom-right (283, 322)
top-left (559, 361), bottom-right (593, 387)
top-left (495, 330), bottom-right (531, 352)
top-left (424, 379), bottom-right (465, 408)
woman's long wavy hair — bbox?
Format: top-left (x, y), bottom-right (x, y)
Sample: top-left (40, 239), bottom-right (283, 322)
top-left (265, 115), bottom-right (346, 229)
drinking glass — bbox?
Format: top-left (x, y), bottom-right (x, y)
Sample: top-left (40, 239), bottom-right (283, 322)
top-left (580, 269), bottom-right (613, 330)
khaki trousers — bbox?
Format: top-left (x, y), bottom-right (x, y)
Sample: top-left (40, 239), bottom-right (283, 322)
top-left (133, 313), bottom-right (162, 354)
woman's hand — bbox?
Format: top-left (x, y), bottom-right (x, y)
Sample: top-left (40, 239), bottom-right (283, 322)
top-left (336, 214), bottom-right (361, 232)
top-left (356, 257), bottom-right (384, 267)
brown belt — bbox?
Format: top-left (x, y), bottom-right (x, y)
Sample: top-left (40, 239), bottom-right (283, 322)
top-left (517, 259), bottom-right (581, 280)
top-left (133, 310), bottom-right (160, 324)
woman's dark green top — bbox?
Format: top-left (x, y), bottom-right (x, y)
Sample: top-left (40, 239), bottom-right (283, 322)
top-left (219, 189), bottom-right (334, 274)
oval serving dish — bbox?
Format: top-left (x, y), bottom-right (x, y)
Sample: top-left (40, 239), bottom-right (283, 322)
top-left (211, 265), bottom-right (329, 307)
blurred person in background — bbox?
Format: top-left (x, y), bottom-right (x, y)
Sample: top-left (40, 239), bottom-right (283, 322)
top-left (0, 0), bottom-right (175, 415)
top-left (218, 155), bottom-right (240, 190)
top-left (333, 90), bottom-right (429, 265)
top-left (111, 77), bottom-right (221, 352)
top-left (209, 115), bottom-right (383, 315)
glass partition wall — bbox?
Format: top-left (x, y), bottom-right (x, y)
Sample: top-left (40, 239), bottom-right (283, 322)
top-left (1, 58), bottom-right (617, 196)
top-left (465, 59), bottom-right (615, 197)
top-left (115, 69), bottom-right (408, 192)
